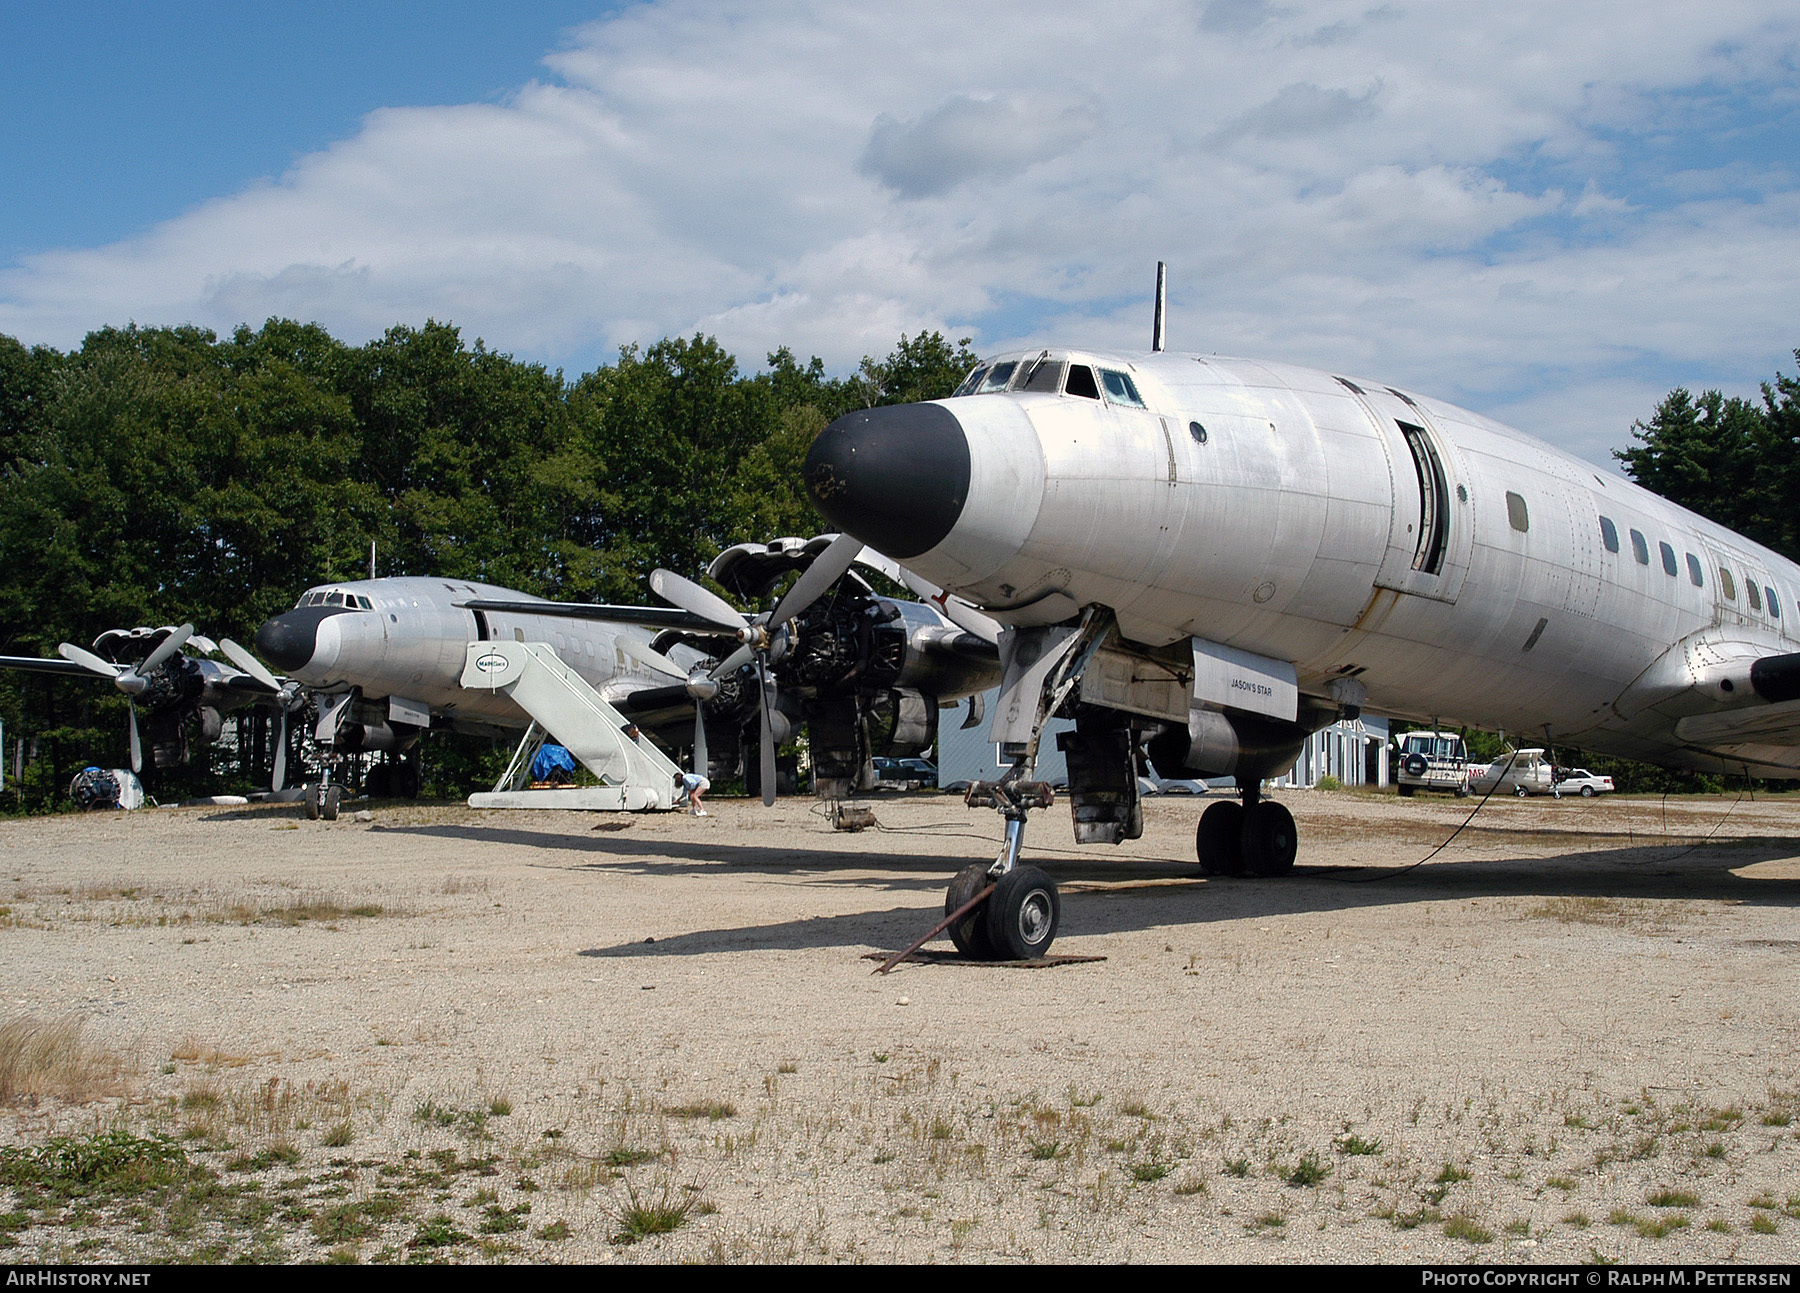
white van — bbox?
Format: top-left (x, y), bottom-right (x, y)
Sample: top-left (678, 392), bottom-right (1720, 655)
top-left (1394, 730), bottom-right (1471, 797)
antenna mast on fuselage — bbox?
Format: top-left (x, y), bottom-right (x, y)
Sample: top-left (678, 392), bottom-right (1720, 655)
top-left (1152, 261), bottom-right (1167, 353)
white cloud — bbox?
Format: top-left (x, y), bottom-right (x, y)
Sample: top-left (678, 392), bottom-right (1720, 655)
top-left (2, 0), bottom-right (1797, 464)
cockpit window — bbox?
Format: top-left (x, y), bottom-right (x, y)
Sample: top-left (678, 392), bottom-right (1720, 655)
top-left (1065, 364), bottom-right (1100, 400)
top-left (952, 366), bottom-right (988, 397)
top-left (1099, 369), bottom-right (1146, 408)
top-left (1021, 358), bottom-right (1066, 393)
top-left (977, 362), bottom-right (1017, 394)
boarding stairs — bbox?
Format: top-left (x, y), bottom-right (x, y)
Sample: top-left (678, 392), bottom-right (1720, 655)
top-left (459, 641), bottom-right (681, 811)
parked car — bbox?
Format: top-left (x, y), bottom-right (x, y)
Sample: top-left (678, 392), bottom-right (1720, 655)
top-left (1467, 748), bottom-right (1558, 797)
top-left (1553, 767), bottom-right (1615, 797)
top-left (870, 757), bottom-right (938, 790)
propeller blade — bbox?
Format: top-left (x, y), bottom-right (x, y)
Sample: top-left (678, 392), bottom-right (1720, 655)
top-left (709, 641), bottom-right (757, 680)
top-left (137, 623), bottom-right (194, 677)
top-left (615, 635), bottom-right (688, 681)
top-left (219, 637), bottom-right (282, 691)
top-left (188, 634), bottom-right (219, 656)
top-left (893, 568), bottom-right (1002, 645)
top-left (272, 712), bottom-right (287, 792)
top-left (128, 700), bottom-right (142, 774)
top-left (767, 533), bottom-right (863, 627)
top-left (692, 702), bottom-right (708, 780)
top-left (58, 642), bottom-right (122, 680)
top-left (758, 665), bottom-right (777, 807)
top-left (649, 569), bottom-right (749, 633)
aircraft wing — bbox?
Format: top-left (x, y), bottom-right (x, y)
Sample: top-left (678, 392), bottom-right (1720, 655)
top-left (0, 654), bottom-right (106, 678)
top-left (458, 600), bottom-right (729, 635)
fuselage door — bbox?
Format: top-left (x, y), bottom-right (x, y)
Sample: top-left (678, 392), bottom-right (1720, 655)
top-left (1339, 381), bottom-right (1471, 603)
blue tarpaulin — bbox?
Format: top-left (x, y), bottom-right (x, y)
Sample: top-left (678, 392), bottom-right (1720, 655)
top-left (530, 743), bottom-right (577, 782)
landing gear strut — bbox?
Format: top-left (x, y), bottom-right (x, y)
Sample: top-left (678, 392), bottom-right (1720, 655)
top-left (947, 610), bottom-right (1115, 961)
top-left (1195, 783), bottom-right (1296, 877)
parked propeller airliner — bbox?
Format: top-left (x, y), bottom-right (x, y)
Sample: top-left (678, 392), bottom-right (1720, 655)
top-left (804, 342), bottom-right (1800, 961)
top-left (252, 544), bottom-right (1001, 807)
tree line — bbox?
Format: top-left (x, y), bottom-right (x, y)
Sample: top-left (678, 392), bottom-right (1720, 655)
top-left (0, 319), bottom-right (975, 807)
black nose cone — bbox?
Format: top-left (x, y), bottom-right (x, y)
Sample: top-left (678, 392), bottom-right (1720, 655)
top-left (804, 403), bottom-right (970, 559)
top-left (256, 607), bottom-right (345, 672)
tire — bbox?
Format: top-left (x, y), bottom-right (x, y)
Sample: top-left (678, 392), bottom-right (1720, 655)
top-left (1241, 800), bottom-right (1298, 877)
top-left (304, 784), bottom-right (320, 821)
top-left (365, 765), bottom-right (391, 798)
top-left (984, 865), bottom-right (1060, 961)
top-left (1514, 785), bottom-right (1529, 798)
top-left (945, 864), bottom-right (997, 960)
top-left (1580, 785), bottom-right (1596, 798)
top-left (1196, 800), bottom-right (1245, 876)
top-left (321, 784), bottom-right (341, 821)
top-left (1396, 784), bottom-right (1415, 797)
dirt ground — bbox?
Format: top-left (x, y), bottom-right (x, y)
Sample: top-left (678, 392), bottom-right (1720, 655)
top-left (1, 786), bottom-right (1799, 1264)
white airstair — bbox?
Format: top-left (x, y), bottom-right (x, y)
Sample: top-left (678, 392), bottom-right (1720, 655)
top-left (459, 641), bottom-right (681, 811)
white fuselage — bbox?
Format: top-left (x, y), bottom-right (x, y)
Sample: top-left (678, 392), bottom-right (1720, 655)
top-left (272, 576), bottom-right (692, 728)
top-left (902, 351), bottom-right (1800, 775)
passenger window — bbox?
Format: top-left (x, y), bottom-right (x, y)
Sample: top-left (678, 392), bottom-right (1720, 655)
top-left (1021, 359), bottom-right (1066, 393)
top-left (1768, 587), bottom-right (1781, 618)
top-left (953, 366), bottom-right (988, 397)
top-left (1659, 542), bottom-right (1678, 577)
top-left (1749, 581), bottom-right (1763, 611)
top-left (1630, 530), bottom-right (1649, 565)
top-left (1065, 365), bottom-right (1100, 400)
top-left (1505, 492), bottom-right (1529, 533)
top-left (1686, 553), bottom-right (1704, 587)
top-left (1599, 516), bottom-right (1619, 553)
top-left (1098, 369), bottom-right (1146, 408)
top-left (1720, 567), bottom-right (1736, 600)
top-left (977, 362), bottom-right (1016, 393)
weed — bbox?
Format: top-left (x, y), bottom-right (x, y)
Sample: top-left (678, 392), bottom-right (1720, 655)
top-left (1546, 1175), bottom-right (1577, 1191)
top-left (0, 1131), bottom-right (198, 1200)
top-left (477, 1203), bottom-right (530, 1234)
top-left (666, 1099), bottom-right (737, 1121)
top-left (1646, 1188), bottom-right (1700, 1208)
top-left (1338, 1133), bottom-right (1382, 1156)
top-left (1028, 1140), bottom-right (1063, 1161)
top-left (0, 1018), bottom-right (127, 1104)
top-left (611, 1178), bottom-right (697, 1245)
top-left (1444, 1213), bottom-right (1493, 1243)
top-left (1223, 1157), bottom-right (1250, 1178)
top-left (322, 1122), bottom-right (354, 1148)
top-left (537, 1219), bottom-right (572, 1241)
top-left (1563, 1212), bottom-right (1590, 1228)
top-left (603, 1147), bottom-right (656, 1168)
top-left (1751, 1214), bottom-right (1778, 1235)
top-left (1706, 1219), bottom-right (1732, 1233)
top-left (487, 1097), bottom-right (512, 1117)
top-left (1173, 1176), bottom-right (1206, 1197)
top-left (1130, 1162), bottom-right (1170, 1183)
top-left (409, 1213), bottom-right (470, 1250)
top-left (1434, 1163), bottom-right (1471, 1186)
top-left (1286, 1152), bottom-right (1332, 1188)
top-left (776, 1061), bottom-right (798, 1075)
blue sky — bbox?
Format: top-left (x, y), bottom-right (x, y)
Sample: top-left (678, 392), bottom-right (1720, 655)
top-left (3, 1), bottom-right (1797, 467)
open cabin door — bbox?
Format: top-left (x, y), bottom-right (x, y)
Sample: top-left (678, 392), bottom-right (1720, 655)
top-left (1335, 378), bottom-right (1472, 604)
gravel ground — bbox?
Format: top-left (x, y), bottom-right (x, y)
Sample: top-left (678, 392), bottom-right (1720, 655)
top-left (1, 786), bottom-right (1798, 1263)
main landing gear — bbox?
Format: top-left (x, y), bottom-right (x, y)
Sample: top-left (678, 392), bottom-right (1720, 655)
top-left (1194, 784), bottom-right (1297, 877)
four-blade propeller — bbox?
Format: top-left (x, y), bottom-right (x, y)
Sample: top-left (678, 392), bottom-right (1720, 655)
top-left (648, 532), bottom-right (864, 804)
top-left (58, 624), bottom-right (194, 773)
